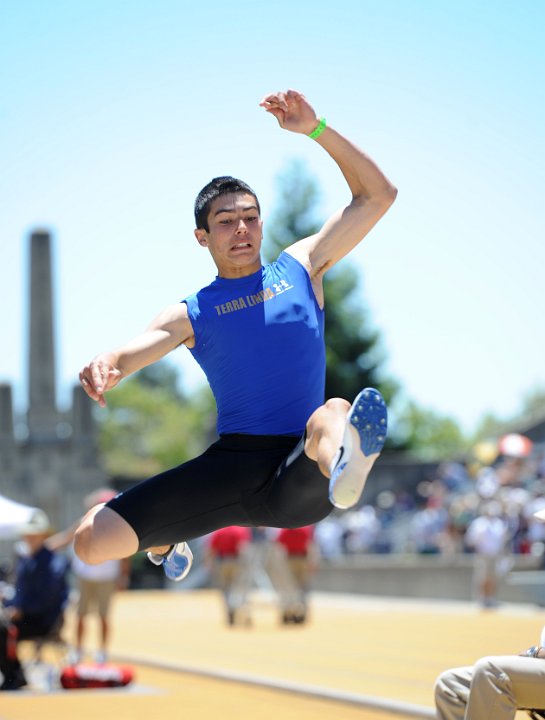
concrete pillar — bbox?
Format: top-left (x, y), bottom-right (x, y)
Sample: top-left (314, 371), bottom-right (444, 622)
top-left (27, 230), bottom-right (59, 437)
top-left (0, 383), bottom-right (17, 493)
top-left (0, 383), bottom-right (14, 441)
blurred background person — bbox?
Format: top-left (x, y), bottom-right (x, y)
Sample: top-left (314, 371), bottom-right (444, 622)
top-left (69, 553), bottom-right (130, 664)
top-left (205, 526), bottom-right (252, 627)
top-left (408, 503), bottom-right (449, 555)
top-left (342, 507), bottom-right (381, 554)
top-left (0, 510), bottom-right (69, 691)
top-left (275, 525), bottom-right (319, 625)
top-left (314, 516), bottom-right (344, 561)
top-left (465, 500), bottom-right (510, 609)
top-left (48, 489), bottom-right (130, 664)
top-left (231, 526), bottom-right (300, 623)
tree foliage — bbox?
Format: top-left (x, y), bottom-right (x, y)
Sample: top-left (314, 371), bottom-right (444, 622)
top-left (97, 361), bottom-right (215, 477)
top-left (520, 386), bottom-right (545, 417)
top-left (393, 400), bottom-right (470, 461)
top-left (473, 385), bottom-right (545, 442)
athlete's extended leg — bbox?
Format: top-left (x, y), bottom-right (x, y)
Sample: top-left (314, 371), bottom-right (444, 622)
top-left (306, 388), bottom-right (387, 510)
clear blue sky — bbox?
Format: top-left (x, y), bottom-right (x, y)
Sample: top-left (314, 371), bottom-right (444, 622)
top-left (1, 0), bottom-right (544, 433)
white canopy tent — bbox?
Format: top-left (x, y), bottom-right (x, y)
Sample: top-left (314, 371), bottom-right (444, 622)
top-left (0, 494), bottom-right (40, 540)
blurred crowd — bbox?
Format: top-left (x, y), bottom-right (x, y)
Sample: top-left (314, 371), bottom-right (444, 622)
top-left (314, 445), bottom-right (545, 561)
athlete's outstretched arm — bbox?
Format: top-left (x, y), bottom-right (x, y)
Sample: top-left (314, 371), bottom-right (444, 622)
top-left (260, 89), bottom-right (397, 284)
top-left (79, 303), bottom-right (193, 407)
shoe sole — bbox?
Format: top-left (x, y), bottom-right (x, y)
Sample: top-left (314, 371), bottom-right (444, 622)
top-left (329, 388), bottom-right (387, 510)
top-left (163, 542), bottom-right (194, 582)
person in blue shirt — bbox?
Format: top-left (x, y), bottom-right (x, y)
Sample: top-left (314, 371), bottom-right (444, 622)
top-left (74, 89), bottom-right (396, 582)
top-left (0, 510), bottom-right (69, 691)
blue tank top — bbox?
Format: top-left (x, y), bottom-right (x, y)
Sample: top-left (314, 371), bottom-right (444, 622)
top-left (184, 251), bottom-right (325, 436)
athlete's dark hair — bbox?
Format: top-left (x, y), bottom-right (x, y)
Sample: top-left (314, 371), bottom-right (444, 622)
top-left (194, 176), bottom-right (261, 232)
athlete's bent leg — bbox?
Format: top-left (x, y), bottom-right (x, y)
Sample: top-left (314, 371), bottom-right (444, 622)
top-left (305, 389), bottom-right (387, 510)
top-left (74, 504), bottom-right (139, 565)
top-left (328, 388), bottom-right (387, 509)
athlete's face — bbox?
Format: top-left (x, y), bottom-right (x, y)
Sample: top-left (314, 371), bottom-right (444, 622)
top-left (194, 193), bottom-right (263, 278)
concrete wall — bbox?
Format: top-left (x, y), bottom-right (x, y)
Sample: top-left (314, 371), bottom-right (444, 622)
top-left (313, 554), bottom-right (545, 605)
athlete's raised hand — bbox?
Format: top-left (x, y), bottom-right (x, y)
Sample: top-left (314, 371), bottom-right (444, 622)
top-left (260, 89), bottom-right (319, 135)
top-left (79, 353), bottom-right (122, 407)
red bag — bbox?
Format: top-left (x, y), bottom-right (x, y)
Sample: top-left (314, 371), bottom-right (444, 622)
top-left (60, 663), bottom-right (134, 689)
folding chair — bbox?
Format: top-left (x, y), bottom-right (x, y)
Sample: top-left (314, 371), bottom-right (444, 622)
top-left (527, 711), bottom-right (545, 720)
top-left (22, 614), bottom-right (68, 689)
top-left (28, 615), bottom-right (67, 664)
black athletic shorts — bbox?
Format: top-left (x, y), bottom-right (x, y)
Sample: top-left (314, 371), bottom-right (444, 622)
top-left (106, 433), bottom-right (334, 551)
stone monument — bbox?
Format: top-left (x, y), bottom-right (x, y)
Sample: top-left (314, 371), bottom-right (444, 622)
top-left (0, 230), bottom-right (107, 531)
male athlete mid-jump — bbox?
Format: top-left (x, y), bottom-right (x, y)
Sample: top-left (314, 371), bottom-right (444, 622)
top-left (75, 89), bottom-right (396, 581)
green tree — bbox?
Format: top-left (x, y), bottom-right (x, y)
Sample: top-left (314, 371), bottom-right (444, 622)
top-left (473, 385), bottom-right (545, 442)
top-left (519, 386), bottom-right (545, 419)
top-left (473, 412), bottom-right (512, 443)
top-left (393, 400), bottom-right (469, 461)
top-left (264, 159), bottom-right (397, 407)
top-left (97, 360), bottom-right (215, 477)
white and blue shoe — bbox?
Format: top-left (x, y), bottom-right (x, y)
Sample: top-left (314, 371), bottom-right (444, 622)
top-left (147, 542), bottom-right (193, 582)
top-left (329, 388), bottom-right (387, 510)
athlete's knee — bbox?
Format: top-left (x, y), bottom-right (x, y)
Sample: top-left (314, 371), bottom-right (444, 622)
top-left (73, 504), bottom-right (117, 565)
top-left (73, 509), bottom-right (107, 565)
top-left (73, 519), bottom-right (101, 564)
top-left (324, 397), bottom-right (350, 417)
top-left (308, 397), bottom-right (349, 432)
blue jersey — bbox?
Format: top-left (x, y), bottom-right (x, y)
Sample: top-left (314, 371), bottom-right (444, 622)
top-left (184, 251), bottom-right (325, 436)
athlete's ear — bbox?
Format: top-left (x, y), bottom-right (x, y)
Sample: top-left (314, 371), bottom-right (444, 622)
top-left (194, 228), bottom-right (208, 247)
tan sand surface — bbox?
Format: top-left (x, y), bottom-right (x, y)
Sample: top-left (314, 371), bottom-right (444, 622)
top-left (2, 589), bottom-right (543, 720)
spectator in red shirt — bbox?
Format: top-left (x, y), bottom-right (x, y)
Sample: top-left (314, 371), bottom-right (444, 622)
top-left (206, 527), bottom-right (252, 626)
top-left (275, 525), bottom-right (319, 625)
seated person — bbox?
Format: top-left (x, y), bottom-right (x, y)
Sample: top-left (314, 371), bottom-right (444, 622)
top-left (0, 510), bottom-right (69, 691)
top-left (435, 629), bottom-right (545, 720)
